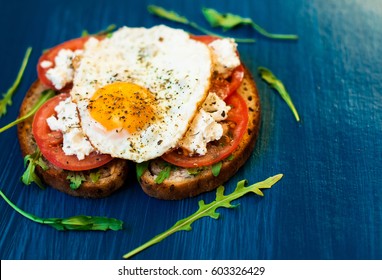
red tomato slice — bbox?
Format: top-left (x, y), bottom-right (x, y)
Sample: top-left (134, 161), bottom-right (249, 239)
top-left (37, 36), bottom-right (101, 90)
top-left (161, 92), bottom-right (248, 168)
top-left (32, 93), bottom-right (113, 171)
top-left (190, 35), bottom-right (244, 100)
top-left (190, 34), bottom-right (220, 45)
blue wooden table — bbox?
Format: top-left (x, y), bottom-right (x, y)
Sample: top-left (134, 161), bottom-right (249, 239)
top-left (0, 0), bottom-right (381, 260)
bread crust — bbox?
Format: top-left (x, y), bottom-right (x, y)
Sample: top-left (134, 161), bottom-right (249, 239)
top-left (139, 66), bottom-right (261, 200)
top-left (17, 80), bottom-right (129, 198)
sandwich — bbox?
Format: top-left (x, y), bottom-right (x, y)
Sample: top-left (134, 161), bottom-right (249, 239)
top-left (17, 25), bottom-right (261, 199)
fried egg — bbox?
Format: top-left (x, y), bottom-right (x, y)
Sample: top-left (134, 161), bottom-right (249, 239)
top-left (70, 25), bottom-right (212, 162)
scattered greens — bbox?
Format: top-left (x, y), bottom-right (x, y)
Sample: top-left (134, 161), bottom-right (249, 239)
top-left (202, 8), bottom-right (298, 40)
top-left (3, 88), bottom-right (52, 189)
top-left (123, 174), bottom-right (283, 259)
top-left (148, 5), bottom-right (189, 24)
top-left (155, 165), bottom-right (172, 184)
top-left (136, 161), bottom-right (150, 180)
top-left (21, 148), bottom-right (48, 189)
top-left (147, 5), bottom-right (255, 43)
top-left (0, 89), bottom-right (55, 133)
top-left (211, 161), bottom-right (222, 177)
top-left (187, 167), bottom-right (203, 176)
top-left (136, 161), bottom-right (172, 184)
top-left (0, 47), bottom-right (32, 118)
top-left (67, 172), bottom-right (86, 190)
top-left (89, 171), bottom-right (101, 183)
top-left (258, 67), bottom-right (300, 122)
top-left (81, 24), bottom-right (117, 37)
top-left (0, 190), bottom-right (123, 231)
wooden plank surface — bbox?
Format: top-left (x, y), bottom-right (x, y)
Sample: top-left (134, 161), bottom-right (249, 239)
top-left (0, 0), bottom-right (381, 259)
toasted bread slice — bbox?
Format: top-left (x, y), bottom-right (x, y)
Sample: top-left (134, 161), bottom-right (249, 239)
top-left (17, 80), bottom-right (129, 198)
top-left (139, 67), bottom-right (261, 200)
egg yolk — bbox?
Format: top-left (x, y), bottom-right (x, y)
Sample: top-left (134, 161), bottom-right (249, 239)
top-left (88, 82), bottom-right (156, 134)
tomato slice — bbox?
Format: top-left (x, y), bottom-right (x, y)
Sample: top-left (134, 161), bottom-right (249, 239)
top-left (190, 35), bottom-right (244, 100)
top-left (190, 34), bottom-right (220, 45)
top-left (161, 92), bottom-right (248, 168)
top-left (32, 93), bottom-right (113, 171)
top-left (37, 36), bottom-right (101, 90)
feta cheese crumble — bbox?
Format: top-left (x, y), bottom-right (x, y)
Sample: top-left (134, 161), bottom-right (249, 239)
top-left (40, 60), bottom-right (53, 68)
top-left (208, 38), bottom-right (240, 78)
top-left (45, 49), bottom-right (83, 90)
top-left (46, 97), bottom-right (94, 160)
top-left (179, 92), bottom-right (231, 155)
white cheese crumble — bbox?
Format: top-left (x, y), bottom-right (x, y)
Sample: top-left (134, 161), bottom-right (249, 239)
top-left (179, 92), bottom-right (231, 155)
top-left (208, 38), bottom-right (240, 78)
top-left (45, 49), bottom-right (83, 90)
top-left (46, 97), bottom-right (94, 160)
top-left (40, 60), bottom-right (53, 68)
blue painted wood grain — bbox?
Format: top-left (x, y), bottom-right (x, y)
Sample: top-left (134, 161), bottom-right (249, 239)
top-left (0, 0), bottom-right (381, 259)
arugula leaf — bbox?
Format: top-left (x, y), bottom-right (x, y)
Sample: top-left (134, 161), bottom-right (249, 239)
top-left (136, 161), bottom-right (149, 180)
top-left (155, 165), bottom-right (172, 184)
top-left (147, 5), bottom-right (255, 43)
top-left (148, 5), bottom-right (189, 24)
top-left (187, 167), bottom-right (203, 176)
top-left (123, 174), bottom-right (283, 259)
top-left (81, 24), bottom-right (117, 37)
top-left (0, 47), bottom-right (32, 118)
top-left (258, 67), bottom-right (300, 122)
top-left (21, 148), bottom-right (48, 189)
top-left (67, 172), bottom-right (86, 190)
top-left (211, 161), bottom-right (222, 177)
top-left (202, 8), bottom-right (252, 30)
top-left (202, 8), bottom-right (298, 40)
top-left (227, 154), bottom-right (234, 161)
top-left (0, 89), bottom-right (55, 133)
top-left (0, 190), bottom-right (123, 231)
top-left (89, 171), bottom-right (101, 183)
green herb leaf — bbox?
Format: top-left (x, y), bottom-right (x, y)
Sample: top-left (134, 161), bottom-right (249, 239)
top-left (123, 174), bottom-right (283, 259)
top-left (46, 215), bottom-right (123, 231)
top-left (136, 161), bottom-right (149, 180)
top-left (258, 67), bottom-right (300, 122)
top-left (211, 161), bottom-right (222, 177)
top-left (81, 30), bottom-right (89, 37)
top-left (187, 167), bottom-right (203, 176)
top-left (202, 7), bottom-right (252, 30)
top-left (67, 172), bottom-right (86, 190)
top-left (89, 171), bottom-right (101, 183)
top-left (0, 190), bottom-right (123, 231)
top-left (227, 154), bottom-right (234, 161)
top-left (147, 5), bottom-right (255, 43)
top-left (0, 89), bottom-right (55, 133)
top-left (0, 47), bottom-right (32, 118)
top-left (81, 24), bottom-right (117, 37)
top-left (21, 148), bottom-right (48, 189)
top-left (202, 8), bottom-right (298, 40)
top-left (148, 5), bottom-right (189, 24)
top-left (155, 165), bottom-right (172, 184)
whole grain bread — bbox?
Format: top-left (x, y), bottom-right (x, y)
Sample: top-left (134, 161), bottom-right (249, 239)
top-left (17, 80), bottom-right (129, 198)
top-left (139, 67), bottom-right (261, 200)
